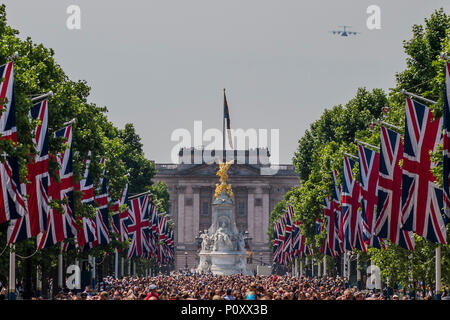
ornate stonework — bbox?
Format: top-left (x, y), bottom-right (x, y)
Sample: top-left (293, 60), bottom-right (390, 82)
top-left (154, 148), bottom-right (300, 271)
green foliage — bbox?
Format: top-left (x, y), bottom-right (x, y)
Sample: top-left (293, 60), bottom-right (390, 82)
top-left (0, 4), bottom-right (171, 285)
top-left (272, 8), bottom-right (450, 289)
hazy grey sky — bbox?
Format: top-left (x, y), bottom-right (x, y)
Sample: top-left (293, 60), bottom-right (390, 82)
top-left (2, 0), bottom-right (449, 164)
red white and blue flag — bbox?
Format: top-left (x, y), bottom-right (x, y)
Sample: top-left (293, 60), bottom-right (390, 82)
top-left (72, 152), bottom-right (97, 250)
top-left (357, 144), bottom-right (385, 249)
top-left (0, 61), bottom-right (26, 224)
top-left (323, 193), bottom-right (339, 257)
top-left (375, 126), bottom-right (414, 250)
top-left (401, 97), bottom-right (446, 244)
top-left (273, 220), bottom-right (285, 264)
top-left (442, 61), bottom-right (450, 225)
top-left (331, 170), bottom-right (344, 254)
top-left (8, 99), bottom-right (50, 243)
top-left (94, 169), bottom-right (111, 245)
top-left (37, 125), bottom-right (77, 249)
top-left (292, 220), bottom-right (306, 258)
top-left (341, 156), bottom-right (366, 252)
top-left (111, 184), bottom-right (129, 242)
top-left (272, 221), bottom-right (283, 263)
top-left (127, 194), bottom-right (151, 258)
top-left (281, 206), bottom-right (294, 264)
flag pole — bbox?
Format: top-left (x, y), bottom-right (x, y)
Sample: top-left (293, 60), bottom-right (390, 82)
top-left (341, 151), bottom-right (358, 160)
top-left (376, 119), bottom-right (402, 132)
top-left (354, 139), bottom-right (380, 151)
top-left (9, 244), bottom-right (15, 300)
top-left (435, 246), bottom-right (442, 300)
top-left (400, 89), bottom-right (437, 105)
top-left (223, 88), bottom-right (226, 163)
top-left (115, 250), bottom-right (119, 279)
top-left (58, 247), bottom-right (63, 291)
top-left (31, 91), bottom-right (53, 103)
top-left (121, 257), bottom-right (124, 278)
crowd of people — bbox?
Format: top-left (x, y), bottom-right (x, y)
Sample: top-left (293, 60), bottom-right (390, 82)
top-left (3, 273), bottom-right (445, 300)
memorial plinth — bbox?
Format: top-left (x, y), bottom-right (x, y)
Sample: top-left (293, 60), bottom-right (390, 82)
top-left (196, 160), bottom-right (251, 275)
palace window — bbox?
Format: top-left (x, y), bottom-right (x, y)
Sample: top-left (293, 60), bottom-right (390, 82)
top-left (238, 200), bottom-right (246, 216)
top-left (201, 201), bottom-right (209, 216)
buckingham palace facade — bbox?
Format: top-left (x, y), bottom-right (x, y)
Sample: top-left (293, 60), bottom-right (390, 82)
top-left (154, 147), bottom-right (300, 271)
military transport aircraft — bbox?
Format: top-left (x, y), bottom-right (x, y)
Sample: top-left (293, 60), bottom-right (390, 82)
top-left (329, 25), bottom-right (360, 37)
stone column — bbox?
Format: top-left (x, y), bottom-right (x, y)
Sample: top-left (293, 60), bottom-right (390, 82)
top-left (247, 187), bottom-right (256, 245)
top-left (168, 185), bottom-right (178, 243)
top-left (261, 186), bottom-right (271, 244)
top-left (176, 186), bottom-right (186, 243)
top-left (192, 186), bottom-right (201, 242)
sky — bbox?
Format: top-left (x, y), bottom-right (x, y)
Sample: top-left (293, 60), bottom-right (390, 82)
top-left (1, 0), bottom-right (449, 164)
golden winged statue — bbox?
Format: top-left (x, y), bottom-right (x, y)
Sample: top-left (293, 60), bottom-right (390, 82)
top-left (214, 159), bottom-right (234, 199)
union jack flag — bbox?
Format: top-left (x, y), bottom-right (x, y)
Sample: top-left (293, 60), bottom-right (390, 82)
top-left (331, 170), bottom-right (344, 254)
top-left (272, 221), bottom-right (282, 262)
top-left (294, 221), bottom-right (307, 258)
top-left (111, 184), bottom-right (129, 242)
top-left (37, 125), bottom-right (77, 249)
top-left (443, 61), bottom-right (450, 225)
top-left (291, 221), bottom-right (301, 257)
top-left (375, 126), bottom-right (414, 250)
top-left (157, 214), bottom-right (170, 264)
top-left (127, 194), bottom-right (151, 258)
top-left (8, 99), bottom-right (50, 243)
top-left (71, 152), bottom-right (98, 250)
top-left (341, 156), bottom-right (366, 252)
top-left (323, 194), bottom-right (339, 257)
top-left (0, 61), bottom-right (26, 224)
top-left (149, 202), bottom-right (159, 254)
top-left (94, 171), bottom-right (111, 245)
top-left (273, 220), bottom-right (285, 264)
top-left (315, 218), bottom-right (323, 234)
top-left (401, 97), bottom-right (446, 244)
top-left (281, 206), bottom-right (294, 264)
top-left (305, 244), bottom-right (314, 256)
top-left (358, 144), bottom-right (385, 249)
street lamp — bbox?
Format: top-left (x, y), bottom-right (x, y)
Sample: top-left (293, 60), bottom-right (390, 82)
top-left (184, 251), bottom-right (188, 270)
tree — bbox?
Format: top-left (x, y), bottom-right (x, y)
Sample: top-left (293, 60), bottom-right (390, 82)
top-left (0, 4), bottom-right (171, 291)
top-left (273, 8), bottom-right (450, 290)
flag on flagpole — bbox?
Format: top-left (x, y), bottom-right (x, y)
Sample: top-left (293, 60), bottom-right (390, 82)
top-left (342, 156), bottom-right (366, 252)
top-left (8, 99), bottom-right (50, 243)
top-left (0, 61), bottom-right (27, 224)
top-left (443, 61), bottom-right (450, 225)
top-left (401, 97), bottom-right (446, 244)
top-left (375, 126), bottom-right (414, 250)
top-left (37, 124), bottom-right (77, 249)
top-left (223, 89), bottom-right (233, 149)
top-left (357, 144), bottom-right (385, 249)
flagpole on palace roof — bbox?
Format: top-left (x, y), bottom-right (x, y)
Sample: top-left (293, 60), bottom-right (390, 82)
top-left (223, 88), bottom-right (226, 163)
